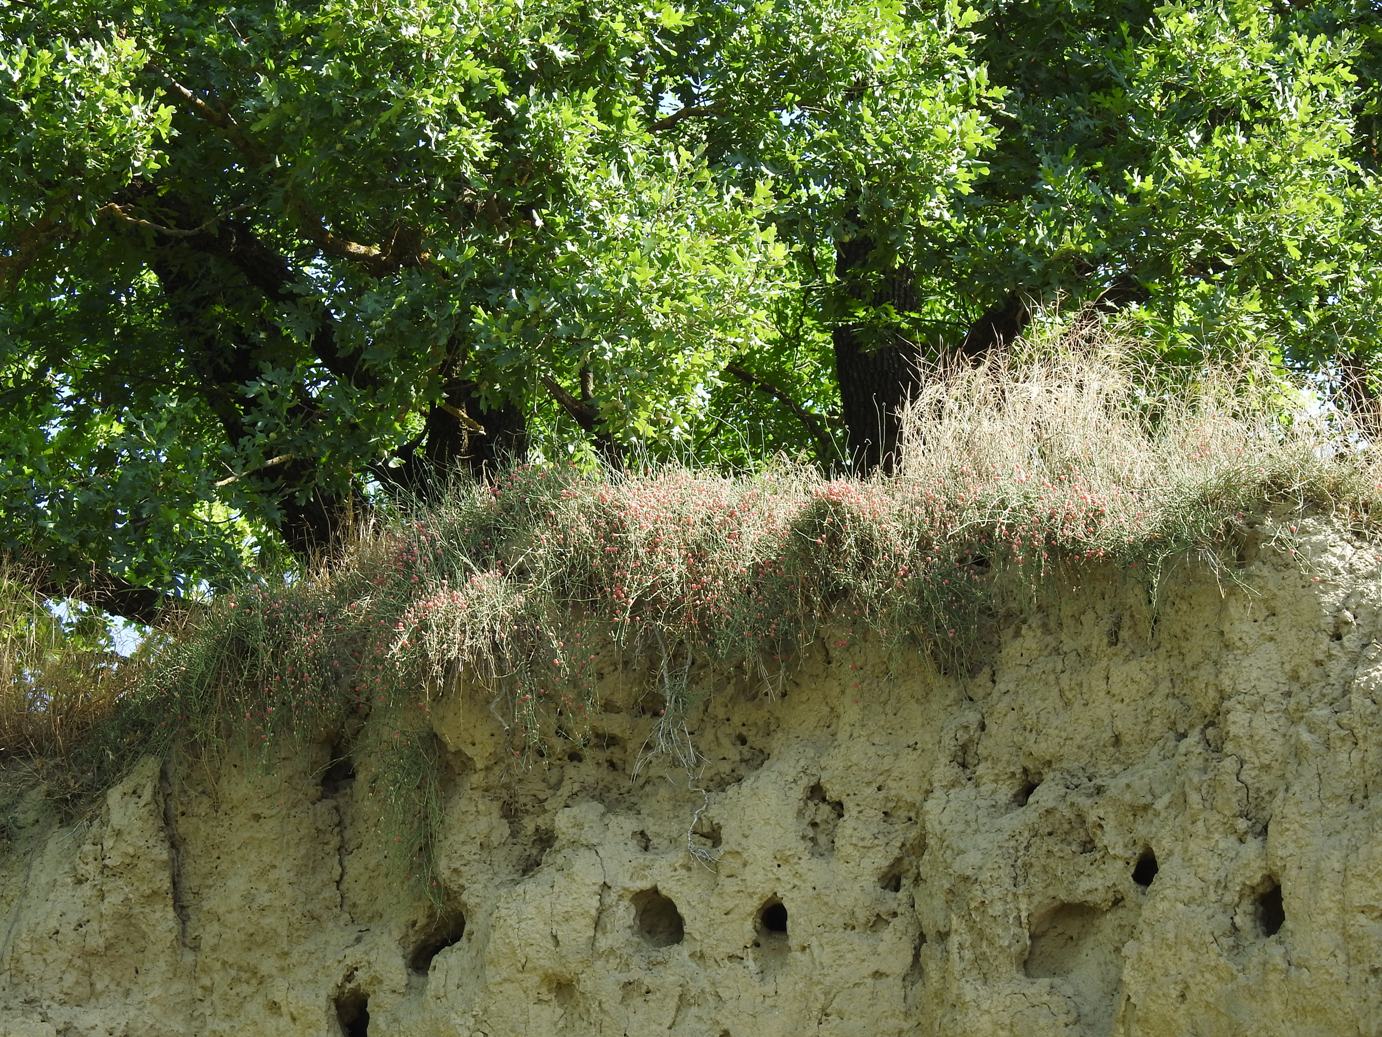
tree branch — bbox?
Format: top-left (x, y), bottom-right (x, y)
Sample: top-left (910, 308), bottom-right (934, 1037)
top-left (29, 566), bottom-right (165, 625)
top-left (371, 378), bottom-right (528, 493)
top-left (649, 103), bottom-right (720, 133)
top-left (98, 201), bottom-right (246, 239)
top-left (955, 291), bottom-right (1032, 362)
top-left (542, 373), bottom-right (624, 466)
top-left (958, 271), bottom-right (1148, 360)
top-left (213, 452), bottom-right (296, 488)
top-left (723, 361), bottom-right (835, 457)
top-left (438, 401), bottom-right (487, 436)
top-left (542, 375), bottom-right (599, 432)
top-left (159, 71), bottom-right (244, 135)
top-left (1066, 270), bottom-right (1150, 338)
top-left (125, 199), bottom-right (376, 392)
top-left (142, 227), bottom-right (353, 559)
top-left (156, 69), bottom-right (429, 275)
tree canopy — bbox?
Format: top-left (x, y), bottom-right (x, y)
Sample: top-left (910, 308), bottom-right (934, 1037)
top-left (2, 0), bottom-right (1379, 622)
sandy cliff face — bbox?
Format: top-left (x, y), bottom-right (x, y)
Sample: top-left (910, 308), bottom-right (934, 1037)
top-left (2, 520), bottom-right (1380, 1036)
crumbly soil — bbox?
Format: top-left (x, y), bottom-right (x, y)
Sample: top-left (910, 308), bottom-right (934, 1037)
top-left (2, 519), bottom-right (1379, 1036)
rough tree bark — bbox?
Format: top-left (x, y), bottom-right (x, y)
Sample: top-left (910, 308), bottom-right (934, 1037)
top-left (377, 380), bottom-right (529, 496)
top-left (831, 235), bottom-right (923, 476)
top-left (832, 240), bottom-right (1039, 476)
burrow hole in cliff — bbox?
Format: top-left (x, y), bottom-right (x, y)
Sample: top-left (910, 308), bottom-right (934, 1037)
top-left (1012, 774), bottom-right (1041, 808)
top-left (321, 743), bottom-right (356, 798)
top-left (1132, 849), bottom-right (1158, 888)
top-left (755, 897), bottom-right (788, 945)
top-left (1256, 878), bottom-right (1285, 937)
top-left (632, 887), bottom-right (685, 947)
top-left (335, 989), bottom-right (369, 1037)
top-left (879, 857), bottom-right (906, 892)
top-left (408, 910), bottom-right (467, 974)
top-left (591, 730), bottom-right (625, 773)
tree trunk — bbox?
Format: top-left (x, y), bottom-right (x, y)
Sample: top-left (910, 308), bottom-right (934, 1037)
top-left (430, 382), bottom-right (528, 483)
top-left (956, 292), bottom-right (1032, 361)
top-left (831, 235), bottom-right (922, 476)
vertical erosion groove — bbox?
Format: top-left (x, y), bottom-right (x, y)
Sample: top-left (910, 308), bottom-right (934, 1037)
top-left (158, 761), bottom-right (192, 951)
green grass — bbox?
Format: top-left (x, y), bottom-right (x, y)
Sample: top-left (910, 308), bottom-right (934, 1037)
top-left (4, 338), bottom-right (1379, 898)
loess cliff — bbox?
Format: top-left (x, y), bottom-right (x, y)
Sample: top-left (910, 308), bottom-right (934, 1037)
top-left (1, 518), bottom-right (1380, 1036)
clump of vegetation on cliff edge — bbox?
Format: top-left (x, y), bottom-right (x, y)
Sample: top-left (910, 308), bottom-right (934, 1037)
top-left (4, 339), bottom-right (1379, 896)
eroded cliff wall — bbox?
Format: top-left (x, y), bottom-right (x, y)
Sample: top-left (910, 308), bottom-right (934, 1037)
top-left (2, 521), bottom-right (1380, 1036)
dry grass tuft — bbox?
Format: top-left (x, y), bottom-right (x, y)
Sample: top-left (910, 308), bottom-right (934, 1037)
top-left (901, 337), bottom-right (1378, 541)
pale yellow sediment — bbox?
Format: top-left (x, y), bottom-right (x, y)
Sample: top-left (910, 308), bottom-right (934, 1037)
top-left (1, 518), bottom-right (1379, 1036)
